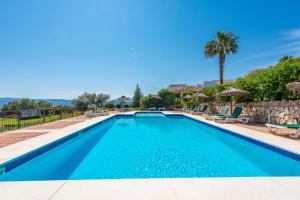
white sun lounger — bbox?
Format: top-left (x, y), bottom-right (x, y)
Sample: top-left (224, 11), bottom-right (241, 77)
top-left (265, 124), bottom-right (300, 139)
top-left (85, 110), bottom-right (109, 117)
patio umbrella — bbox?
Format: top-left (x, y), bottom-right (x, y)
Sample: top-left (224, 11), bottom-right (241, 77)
top-left (194, 93), bottom-right (208, 104)
top-left (151, 95), bottom-right (161, 109)
top-left (287, 82), bottom-right (300, 95)
top-left (183, 94), bottom-right (192, 99)
top-left (118, 96), bottom-right (129, 108)
top-left (195, 93), bottom-right (208, 98)
top-left (217, 87), bottom-right (249, 114)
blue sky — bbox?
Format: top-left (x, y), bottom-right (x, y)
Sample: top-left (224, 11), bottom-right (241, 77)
top-left (0, 0), bottom-right (300, 99)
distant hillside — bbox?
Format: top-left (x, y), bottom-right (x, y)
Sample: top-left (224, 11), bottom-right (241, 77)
top-left (0, 98), bottom-right (72, 108)
top-left (107, 98), bottom-right (133, 105)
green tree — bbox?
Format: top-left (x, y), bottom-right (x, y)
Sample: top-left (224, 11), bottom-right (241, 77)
top-left (72, 93), bottom-right (92, 111)
top-left (181, 90), bottom-right (195, 98)
top-left (2, 100), bottom-right (19, 112)
top-left (18, 98), bottom-right (37, 109)
top-left (140, 95), bottom-right (154, 108)
top-left (133, 84), bottom-right (143, 108)
top-left (235, 57), bottom-right (300, 100)
top-left (73, 92), bottom-right (111, 111)
top-left (37, 101), bottom-right (52, 108)
top-left (2, 98), bottom-right (38, 112)
top-left (204, 31), bottom-right (239, 84)
top-left (174, 97), bottom-right (183, 108)
top-left (96, 93), bottom-right (110, 108)
top-left (84, 93), bottom-right (97, 106)
top-left (104, 103), bottom-right (115, 109)
top-left (158, 89), bottom-right (176, 107)
top-left (279, 55), bottom-right (293, 62)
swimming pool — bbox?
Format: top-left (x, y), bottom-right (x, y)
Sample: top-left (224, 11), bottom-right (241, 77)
top-left (0, 112), bottom-right (300, 181)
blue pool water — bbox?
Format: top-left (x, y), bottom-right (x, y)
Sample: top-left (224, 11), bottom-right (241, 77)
top-left (1, 113), bottom-right (300, 181)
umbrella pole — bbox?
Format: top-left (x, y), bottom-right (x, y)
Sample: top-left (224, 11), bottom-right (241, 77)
top-left (230, 97), bottom-right (233, 115)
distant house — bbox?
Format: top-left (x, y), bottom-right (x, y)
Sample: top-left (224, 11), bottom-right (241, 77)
top-left (167, 84), bottom-right (202, 93)
top-left (184, 85), bottom-right (201, 92)
top-left (167, 84), bottom-right (187, 93)
top-left (203, 80), bottom-right (234, 88)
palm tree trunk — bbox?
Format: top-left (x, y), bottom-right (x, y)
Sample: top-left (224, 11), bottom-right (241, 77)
top-left (219, 54), bottom-right (224, 84)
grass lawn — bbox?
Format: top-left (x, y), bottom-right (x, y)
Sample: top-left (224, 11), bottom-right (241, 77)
top-left (0, 111), bottom-right (82, 132)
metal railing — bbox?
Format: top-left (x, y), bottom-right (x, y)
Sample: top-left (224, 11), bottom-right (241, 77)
top-left (0, 108), bottom-right (83, 133)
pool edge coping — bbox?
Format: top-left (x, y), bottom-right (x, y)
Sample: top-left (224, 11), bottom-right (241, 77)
top-left (1, 177), bottom-right (300, 200)
top-left (177, 113), bottom-right (300, 160)
top-left (0, 111), bottom-right (300, 174)
top-left (1, 112), bottom-right (300, 199)
top-left (0, 114), bottom-right (118, 167)
top-left (177, 112), bottom-right (300, 156)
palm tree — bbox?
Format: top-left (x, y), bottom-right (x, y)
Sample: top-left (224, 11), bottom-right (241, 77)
top-left (204, 32), bottom-right (239, 84)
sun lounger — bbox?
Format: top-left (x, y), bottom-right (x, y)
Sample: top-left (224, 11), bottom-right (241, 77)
top-left (214, 106), bottom-right (243, 123)
top-left (181, 106), bottom-right (189, 112)
top-left (190, 105), bottom-right (200, 114)
top-left (192, 104), bottom-right (208, 115)
top-left (124, 108), bottom-right (131, 112)
top-left (237, 115), bottom-right (252, 124)
top-left (204, 106), bottom-right (229, 120)
top-left (265, 121), bottom-right (300, 138)
top-left (149, 107), bottom-right (156, 111)
top-left (187, 105), bottom-right (198, 113)
top-left (158, 107), bottom-right (166, 111)
top-left (85, 110), bottom-right (109, 117)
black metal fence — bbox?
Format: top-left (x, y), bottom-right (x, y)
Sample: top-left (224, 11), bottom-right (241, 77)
top-left (0, 108), bottom-right (83, 133)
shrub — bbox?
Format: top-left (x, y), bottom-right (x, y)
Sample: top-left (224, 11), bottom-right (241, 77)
top-left (141, 95), bottom-right (154, 108)
top-left (174, 97), bottom-right (183, 108)
top-left (158, 89), bottom-right (176, 107)
top-left (2, 98), bottom-right (53, 112)
top-left (73, 92), bottom-right (111, 111)
top-left (235, 57), bottom-right (300, 100)
top-left (198, 56), bottom-right (299, 102)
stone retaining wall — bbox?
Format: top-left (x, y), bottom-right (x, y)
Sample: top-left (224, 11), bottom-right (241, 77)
top-left (208, 100), bottom-right (300, 124)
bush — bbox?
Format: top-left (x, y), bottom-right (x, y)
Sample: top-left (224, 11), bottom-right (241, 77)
top-left (53, 106), bottom-right (73, 115)
top-left (72, 92), bottom-right (111, 111)
top-left (198, 56), bottom-right (299, 102)
top-left (158, 89), bottom-right (176, 107)
top-left (72, 94), bottom-right (90, 111)
top-left (37, 101), bottom-right (53, 108)
top-left (2, 98), bottom-right (53, 112)
top-left (235, 57), bottom-right (300, 100)
top-left (174, 97), bottom-right (183, 108)
top-left (200, 84), bottom-right (233, 102)
top-left (104, 103), bottom-right (115, 109)
top-left (141, 95), bottom-right (155, 108)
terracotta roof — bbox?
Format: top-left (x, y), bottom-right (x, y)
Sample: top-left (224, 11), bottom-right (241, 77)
top-left (184, 86), bottom-right (199, 92)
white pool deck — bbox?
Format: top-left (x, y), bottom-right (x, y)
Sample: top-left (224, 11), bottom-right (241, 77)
top-left (0, 111), bottom-right (300, 200)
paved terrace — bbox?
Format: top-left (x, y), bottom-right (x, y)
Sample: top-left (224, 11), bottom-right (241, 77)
top-left (0, 112), bottom-right (298, 148)
top-left (0, 115), bottom-right (91, 148)
top-left (0, 112), bottom-right (300, 199)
